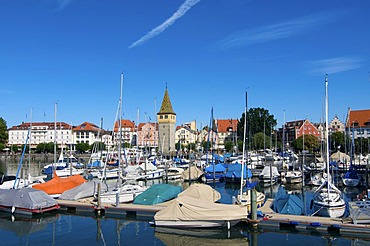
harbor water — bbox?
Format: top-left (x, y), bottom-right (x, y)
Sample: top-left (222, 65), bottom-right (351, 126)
top-left (0, 158), bottom-right (369, 245)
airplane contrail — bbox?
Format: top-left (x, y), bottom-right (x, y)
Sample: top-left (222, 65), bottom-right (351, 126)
top-left (129, 0), bottom-right (201, 49)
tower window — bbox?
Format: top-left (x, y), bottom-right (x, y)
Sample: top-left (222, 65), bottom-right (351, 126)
top-left (165, 115), bottom-right (168, 119)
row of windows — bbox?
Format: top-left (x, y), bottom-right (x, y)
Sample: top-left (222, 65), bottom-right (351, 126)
top-left (159, 115), bottom-right (175, 120)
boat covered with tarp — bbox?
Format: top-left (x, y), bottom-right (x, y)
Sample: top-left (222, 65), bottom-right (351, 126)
top-left (0, 188), bottom-right (60, 215)
top-left (33, 172), bottom-right (86, 198)
top-left (153, 195), bottom-right (248, 228)
top-left (224, 163), bottom-right (252, 183)
top-left (203, 163), bottom-right (227, 182)
top-left (178, 183), bottom-right (220, 202)
top-left (272, 187), bottom-right (304, 215)
top-left (58, 181), bottom-right (97, 200)
top-left (133, 183), bottom-right (182, 205)
top-left (181, 166), bottom-right (203, 181)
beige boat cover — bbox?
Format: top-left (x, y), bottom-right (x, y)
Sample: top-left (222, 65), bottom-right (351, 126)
top-left (154, 196), bottom-right (248, 222)
top-left (181, 166), bottom-right (203, 180)
top-left (331, 150), bottom-right (350, 162)
top-left (178, 183), bottom-right (220, 202)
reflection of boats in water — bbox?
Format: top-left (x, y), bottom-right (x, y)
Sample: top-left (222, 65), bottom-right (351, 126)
top-left (154, 227), bottom-right (249, 246)
top-left (0, 212), bottom-right (59, 237)
top-left (283, 183), bottom-right (303, 193)
top-left (343, 187), bottom-right (360, 196)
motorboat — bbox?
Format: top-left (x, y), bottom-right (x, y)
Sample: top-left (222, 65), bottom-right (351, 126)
top-left (100, 184), bottom-right (147, 204)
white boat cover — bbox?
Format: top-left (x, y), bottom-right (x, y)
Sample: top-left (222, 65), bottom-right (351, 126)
top-left (59, 181), bottom-right (97, 200)
top-left (0, 188), bottom-right (58, 209)
top-left (139, 162), bottom-right (157, 171)
top-left (260, 166), bottom-right (279, 177)
top-left (178, 183), bottom-right (220, 202)
top-left (154, 196), bottom-right (248, 222)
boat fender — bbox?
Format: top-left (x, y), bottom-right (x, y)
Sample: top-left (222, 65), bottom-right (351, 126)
top-left (310, 222), bottom-right (321, 227)
top-left (11, 206), bottom-right (15, 214)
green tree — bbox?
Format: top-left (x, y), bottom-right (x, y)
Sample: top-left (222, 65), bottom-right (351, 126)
top-left (224, 141), bottom-right (234, 152)
top-left (11, 144), bottom-right (19, 153)
top-left (291, 134), bottom-right (320, 153)
top-left (35, 142), bottom-right (55, 153)
top-left (91, 141), bottom-right (106, 151)
top-left (330, 131), bottom-right (345, 152)
top-left (186, 143), bottom-right (196, 151)
top-left (253, 132), bottom-right (271, 150)
top-left (76, 143), bottom-right (90, 153)
top-left (237, 107), bottom-right (277, 150)
top-left (354, 138), bottom-right (369, 155)
top-left (0, 117), bottom-right (8, 146)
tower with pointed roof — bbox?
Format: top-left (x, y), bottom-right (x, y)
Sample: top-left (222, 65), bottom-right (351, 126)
top-left (157, 86), bottom-right (176, 157)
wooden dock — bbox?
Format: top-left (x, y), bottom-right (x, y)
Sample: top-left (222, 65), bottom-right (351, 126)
top-left (57, 197), bottom-right (370, 239)
top-left (256, 199), bottom-right (370, 239)
top-left (56, 198), bottom-right (166, 219)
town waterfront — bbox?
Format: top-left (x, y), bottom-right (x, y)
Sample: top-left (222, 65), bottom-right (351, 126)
top-left (0, 159), bottom-right (369, 245)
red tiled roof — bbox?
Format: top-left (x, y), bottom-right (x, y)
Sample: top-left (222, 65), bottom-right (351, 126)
top-left (347, 109), bottom-right (370, 127)
top-left (73, 122), bottom-right (101, 132)
top-left (216, 119), bottom-right (238, 133)
top-left (8, 122), bottom-right (72, 131)
top-left (113, 119), bottom-right (135, 132)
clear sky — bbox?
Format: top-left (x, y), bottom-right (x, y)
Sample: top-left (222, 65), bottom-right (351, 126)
top-left (1, 0), bottom-right (369, 131)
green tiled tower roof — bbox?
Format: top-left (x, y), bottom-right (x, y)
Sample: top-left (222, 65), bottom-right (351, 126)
top-left (158, 88), bottom-right (176, 115)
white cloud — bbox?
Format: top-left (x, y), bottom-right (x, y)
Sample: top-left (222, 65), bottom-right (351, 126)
top-left (308, 57), bottom-right (362, 75)
top-left (217, 11), bottom-right (340, 49)
top-left (53, 0), bottom-right (73, 10)
top-left (129, 0), bottom-right (201, 49)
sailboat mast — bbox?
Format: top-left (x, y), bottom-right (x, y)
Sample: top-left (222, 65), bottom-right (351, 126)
top-left (118, 72), bottom-right (124, 187)
top-left (240, 91), bottom-right (247, 196)
top-left (325, 75), bottom-right (330, 192)
top-left (28, 108), bottom-right (33, 182)
top-left (53, 102), bottom-right (57, 178)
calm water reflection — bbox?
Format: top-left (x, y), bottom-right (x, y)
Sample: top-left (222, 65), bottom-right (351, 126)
top-left (0, 159), bottom-right (369, 245)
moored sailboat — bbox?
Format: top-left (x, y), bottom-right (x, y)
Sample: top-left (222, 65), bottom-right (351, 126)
top-left (312, 76), bottom-right (346, 218)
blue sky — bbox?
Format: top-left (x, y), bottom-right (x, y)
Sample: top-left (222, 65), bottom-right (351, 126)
top-left (1, 0), bottom-right (369, 131)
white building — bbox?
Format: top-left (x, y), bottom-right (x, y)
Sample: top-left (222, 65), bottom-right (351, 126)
top-left (73, 122), bottom-right (106, 146)
top-left (175, 124), bottom-right (197, 146)
top-left (8, 122), bottom-right (73, 149)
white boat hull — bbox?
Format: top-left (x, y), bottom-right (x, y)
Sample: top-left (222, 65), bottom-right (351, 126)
top-left (313, 201), bottom-right (346, 218)
top-left (342, 178), bottom-right (360, 187)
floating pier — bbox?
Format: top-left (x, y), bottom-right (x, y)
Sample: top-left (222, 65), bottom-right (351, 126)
top-left (57, 198), bottom-right (166, 219)
top-left (57, 197), bottom-right (370, 239)
top-left (256, 199), bottom-right (370, 239)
